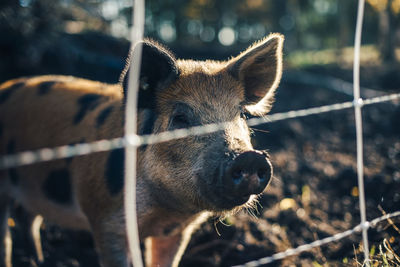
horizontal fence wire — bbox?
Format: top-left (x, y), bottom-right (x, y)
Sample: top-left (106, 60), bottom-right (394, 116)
top-left (1, 92), bottom-right (399, 170)
top-left (231, 210), bottom-right (400, 267)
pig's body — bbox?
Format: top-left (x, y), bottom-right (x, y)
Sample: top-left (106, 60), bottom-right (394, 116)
top-left (0, 34), bottom-right (283, 267)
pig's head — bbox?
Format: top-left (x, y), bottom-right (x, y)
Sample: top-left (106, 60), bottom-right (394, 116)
top-left (121, 34), bottom-right (283, 213)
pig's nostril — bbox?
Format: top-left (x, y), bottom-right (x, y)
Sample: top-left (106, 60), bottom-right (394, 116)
top-left (232, 169), bottom-right (243, 184)
top-left (257, 169), bottom-right (267, 182)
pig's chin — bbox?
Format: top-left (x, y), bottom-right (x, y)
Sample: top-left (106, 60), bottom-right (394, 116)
top-left (210, 195), bottom-right (251, 211)
top-left (203, 191), bottom-right (258, 212)
top-left (195, 175), bottom-right (252, 211)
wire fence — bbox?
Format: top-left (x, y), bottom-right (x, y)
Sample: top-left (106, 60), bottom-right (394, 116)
top-left (1, 0), bottom-right (400, 266)
top-left (232, 210), bottom-right (400, 267)
top-left (1, 92), bottom-right (399, 266)
top-left (1, 92), bottom-right (399, 171)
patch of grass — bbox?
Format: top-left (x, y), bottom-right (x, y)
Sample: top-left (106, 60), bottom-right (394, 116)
top-left (354, 238), bottom-right (400, 267)
top-left (286, 45), bottom-right (391, 69)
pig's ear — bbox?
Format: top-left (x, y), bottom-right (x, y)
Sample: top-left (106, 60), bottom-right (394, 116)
top-left (120, 39), bottom-right (179, 109)
top-left (227, 33), bottom-right (284, 115)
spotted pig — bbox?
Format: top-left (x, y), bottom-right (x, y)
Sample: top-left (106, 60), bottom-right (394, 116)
top-left (0, 33), bottom-right (284, 267)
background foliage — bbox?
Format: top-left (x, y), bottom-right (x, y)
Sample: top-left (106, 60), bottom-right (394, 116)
top-left (0, 0), bottom-right (399, 83)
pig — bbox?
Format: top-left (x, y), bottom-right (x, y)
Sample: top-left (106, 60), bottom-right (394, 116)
top-left (0, 33), bottom-right (284, 267)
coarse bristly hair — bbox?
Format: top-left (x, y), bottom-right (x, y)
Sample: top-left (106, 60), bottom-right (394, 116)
top-left (214, 194), bottom-right (262, 223)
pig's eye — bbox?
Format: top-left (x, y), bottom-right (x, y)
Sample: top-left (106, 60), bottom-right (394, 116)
top-left (240, 109), bottom-right (248, 120)
top-left (170, 113), bottom-right (190, 129)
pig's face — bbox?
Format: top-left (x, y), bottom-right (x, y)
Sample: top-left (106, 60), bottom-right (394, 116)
top-left (150, 70), bottom-right (269, 212)
top-left (123, 34), bottom-right (283, 213)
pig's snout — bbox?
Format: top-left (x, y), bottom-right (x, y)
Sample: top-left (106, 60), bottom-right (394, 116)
top-left (222, 151), bottom-right (272, 199)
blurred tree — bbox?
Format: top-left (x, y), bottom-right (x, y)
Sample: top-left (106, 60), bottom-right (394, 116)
top-left (0, 0), bottom-right (63, 78)
top-left (337, 0), bottom-right (352, 49)
top-left (0, 0), bottom-right (126, 82)
top-left (367, 0), bottom-right (400, 63)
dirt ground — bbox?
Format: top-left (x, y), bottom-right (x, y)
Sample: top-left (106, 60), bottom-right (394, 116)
top-left (9, 65), bottom-right (400, 266)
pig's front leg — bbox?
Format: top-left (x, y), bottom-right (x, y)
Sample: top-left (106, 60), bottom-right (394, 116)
top-left (145, 233), bottom-right (185, 267)
top-left (0, 195), bottom-right (11, 267)
top-left (90, 214), bottom-right (128, 267)
top-left (145, 233), bottom-right (186, 267)
top-left (145, 212), bottom-right (210, 267)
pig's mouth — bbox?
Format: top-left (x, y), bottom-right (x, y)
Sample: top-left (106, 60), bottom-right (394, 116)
top-left (213, 193), bottom-right (253, 210)
top-left (196, 180), bottom-right (253, 211)
top-left (196, 178), bottom-right (263, 211)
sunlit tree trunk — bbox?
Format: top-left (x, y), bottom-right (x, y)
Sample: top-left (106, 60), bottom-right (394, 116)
top-left (337, 0), bottom-right (351, 63)
top-left (338, 0), bottom-right (351, 49)
top-left (378, 1), bottom-right (396, 63)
